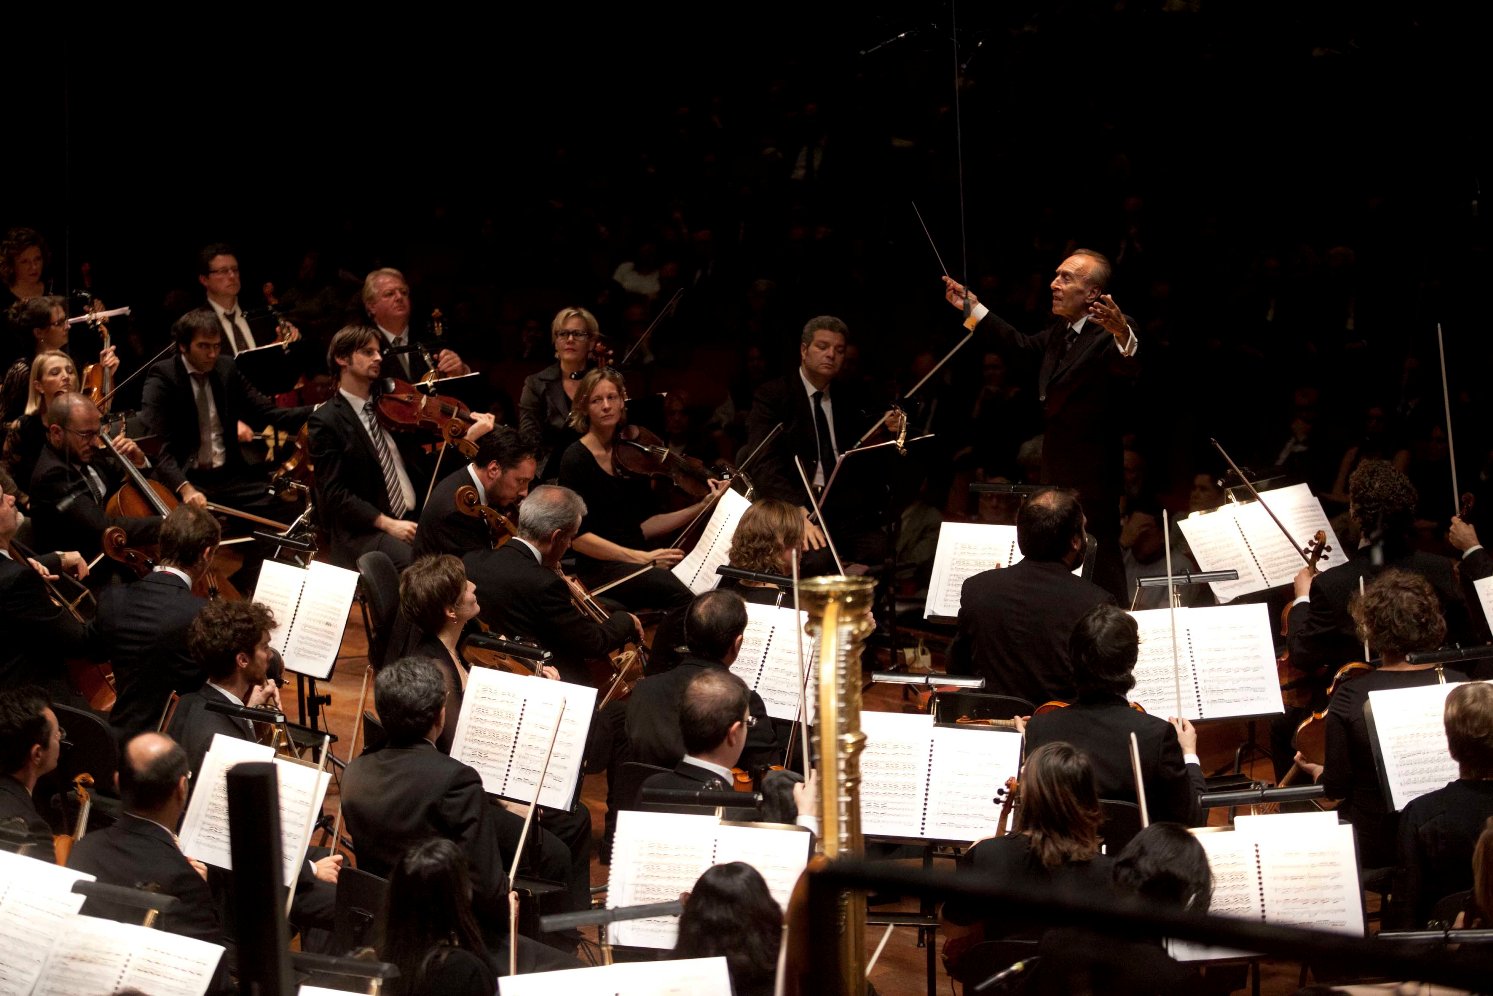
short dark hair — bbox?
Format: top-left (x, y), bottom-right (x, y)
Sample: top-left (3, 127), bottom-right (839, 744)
top-left (159, 504), bottom-right (221, 568)
top-left (685, 590), bottom-right (748, 661)
top-left (1446, 683), bottom-right (1493, 779)
top-left (1016, 487), bottom-right (1084, 562)
top-left (1349, 568), bottom-right (1447, 660)
top-left (1069, 604), bottom-right (1138, 696)
top-left (1348, 459), bottom-right (1418, 547)
top-left (10, 295), bottom-right (65, 336)
top-left (197, 243), bottom-right (237, 276)
top-left (0, 688), bottom-right (51, 774)
top-left (375, 657), bottom-right (448, 745)
top-left (1112, 822), bottom-right (1212, 912)
top-left (400, 555), bottom-right (467, 635)
top-left (119, 736), bottom-right (190, 811)
top-left (188, 601), bottom-right (275, 681)
top-left (470, 424), bottom-right (535, 472)
top-left (171, 307), bottom-right (224, 348)
top-left (679, 669), bottom-right (750, 756)
top-left (327, 324), bottom-right (381, 377)
top-left (800, 315), bottom-right (849, 348)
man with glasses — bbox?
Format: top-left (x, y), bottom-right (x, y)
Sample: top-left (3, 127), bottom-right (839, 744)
top-left (29, 391), bottom-right (161, 561)
top-left (0, 686), bottom-right (62, 862)
top-left (639, 666), bottom-right (758, 796)
top-left (362, 268), bottom-right (469, 382)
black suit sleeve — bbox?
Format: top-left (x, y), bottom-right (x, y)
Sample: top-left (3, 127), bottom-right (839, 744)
top-left (308, 407), bottom-right (386, 534)
top-left (743, 379), bottom-right (807, 507)
top-left (228, 362), bottom-right (310, 431)
top-left (140, 364), bottom-right (189, 492)
top-left (437, 765), bottom-right (510, 912)
top-left (975, 309), bottom-right (1050, 357)
top-left (1150, 721), bottom-right (1203, 827)
top-left (529, 573), bottom-right (635, 661)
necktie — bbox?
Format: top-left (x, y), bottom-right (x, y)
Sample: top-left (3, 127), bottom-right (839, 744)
top-left (191, 373), bottom-right (215, 468)
top-left (364, 400), bottom-right (409, 518)
top-left (812, 390), bottom-right (835, 483)
top-left (223, 308), bottom-right (250, 354)
top-left (83, 466), bottom-right (107, 503)
top-left (1063, 325), bottom-right (1080, 353)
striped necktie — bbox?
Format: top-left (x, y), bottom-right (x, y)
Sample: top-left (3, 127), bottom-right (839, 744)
top-left (363, 400), bottom-right (409, 518)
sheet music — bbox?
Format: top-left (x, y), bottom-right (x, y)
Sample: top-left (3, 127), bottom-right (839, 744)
top-left (499, 957), bottom-right (733, 995)
top-left (449, 667), bottom-right (596, 809)
top-left (33, 915), bottom-right (222, 996)
top-left (251, 559), bottom-right (304, 650)
top-left (1366, 681), bottom-right (1469, 811)
top-left (731, 601), bottom-right (815, 721)
top-left (1473, 575), bottom-right (1493, 634)
top-left (605, 812), bottom-right (809, 948)
top-left (1179, 485), bottom-right (1344, 602)
top-left (1127, 604), bottom-right (1283, 720)
top-left (924, 522), bottom-right (1018, 619)
top-left (273, 760), bottom-right (332, 885)
top-left (860, 712), bottom-right (933, 838)
top-left (280, 561), bottom-right (359, 680)
top-left (671, 488), bottom-right (751, 594)
top-left (178, 734), bottom-right (275, 872)
top-left (922, 726), bottom-right (1022, 841)
top-left (1175, 508), bottom-right (1265, 601)
top-left (0, 851), bottom-right (93, 996)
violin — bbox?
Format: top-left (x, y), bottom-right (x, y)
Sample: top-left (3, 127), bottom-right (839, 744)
top-left (613, 423), bottom-right (733, 505)
top-left (554, 569), bottom-right (647, 708)
top-left (101, 523), bottom-right (242, 602)
top-left (454, 483), bottom-right (517, 549)
top-left (5, 535), bottom-right (117, 710)
top-left (52, 773), bottom-right (94, 867)
top-left (1278, 659), bottom-right (1374, 786)
top-left (375, 376), bottom-right (476, 442)
top-left (995, 775), bottom-right (1020, 836)
top-left (259, 282), bottom-right (299, 349)
top-left (416, 309), bottom-right (447, 385)
top-left (78, 309), bottom-right (115, 413)
top-left (1033, 698), bottom-right (1147, 715)
top-left (269, 425), bottom-right (315, 502)
top-left (1277, 531), bottom-right (1332, 710)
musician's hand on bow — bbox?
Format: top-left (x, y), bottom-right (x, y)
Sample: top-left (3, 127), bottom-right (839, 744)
top-left (1292, 751), bottom-right (1324, 783)
top-left (179, 484), bottom-right (209, 508)
top-left (802, 516), bottom-right (827, 551)
top-left (1449, 516), bottom-right (1479, 552)
top-left (538, 664), bottom-right (561, 681)
top-left (704, 477), bottom-right (730, 500)
top-left (883, 408), bottom-right (907, 435)
top-left (59, 551), bottom-right (88, 581)
top-left (1293, 564), bottom-right (1316, 599)
top-left (793, 769), bottom-right (819, 819)
top-left (313, 854), bottom-right (343, 883)
top-left (279, 321), bottom-right (302, 345)
top-left (110, 431), bottom-right (146, 468)
top-left (246, 679), bottom-right (283, 712)
top-left (627, 612), bottom-right (645, 645)
top-left (1170, 716), bottom-right (1198, 755)
top-left (1088, 294), bottom-right (1129, 340)
top-left (641, 547), bottom-right (684, 568)
top-left (941, 276), bottom-right (979, 312)
top-left (236, 420), bottom-right (255, 443)
top-left (1012, 715), bottom-right (1028, 735)
top-left (435, 348), bottom-right (470, 378)
top-left (98, 344), bottom-right (119, 376)
top-left (377, 514), bottom-right (418, 544)
top-left (463, 411), bottom-right (496, 441)
top-left (25, 558), bottom-right (57, 581)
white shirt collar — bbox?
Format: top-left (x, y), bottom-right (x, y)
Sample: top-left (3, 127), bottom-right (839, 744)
top-left (152, 565), bottom-right (193, 587)
top-left (683, 756), bottom-right (735, 782)
top-left (208, 298), bottom-right (240, 319)
top-left (207, 681), bottom-right (245, 707)
top-left (798, 367), bottom-right (829, 399)
top-left (1069, 314), bottom-right (1090, 333)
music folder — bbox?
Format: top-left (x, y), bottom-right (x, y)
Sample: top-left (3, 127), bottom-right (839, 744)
top-left (232, 340), bottom-right (300, 395)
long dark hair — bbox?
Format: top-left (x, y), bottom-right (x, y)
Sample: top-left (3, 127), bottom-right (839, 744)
top-left (1020, 742), bottom-right (1103, 869)
top-left (381, 839), bottom-right (492, 995)
top-left (674, 862), bottom-right (782, 996)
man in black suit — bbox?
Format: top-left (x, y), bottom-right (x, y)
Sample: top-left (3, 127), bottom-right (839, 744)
top-left (413, 425), bottom-right (537, 560)
top-left (638, 668), bottom-right (762, 822)
top-left (28, 392), bottom-right (160, 561)
top-left (463, 484), bottom-right (640, 688)
top-left (0, 687), bottom-right (61, 862)
top-left (139, 308), bottom-right (310, 534)
top-left (1024, 604), bottom-right (1205, 826)
top-left (626, 589), bottom-right (778, 774)
top-left (0, 482), bottom-right (89, 693)
top-left (362, 267), bottom-right (470, 381)
top-left (948, 487), bottom-right (1113, 707)
top-left (89, 504), bottom-right (218, 741)
top-left (740, 315), bottom-right (900, 574)
top-left (1447, 514), bottom-right (1491, 651)
top-left (339, 656), bottom-right (579, 969)
top-left (943, 252), bottom-right (1139, 599)
top-left (308, 325), bottom-right (494, 570)
top-left (70, 733), bottom-right (226, 945)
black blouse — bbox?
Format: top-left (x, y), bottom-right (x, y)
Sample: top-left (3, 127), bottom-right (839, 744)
top-left (557, 439), bottom-right (652, 564)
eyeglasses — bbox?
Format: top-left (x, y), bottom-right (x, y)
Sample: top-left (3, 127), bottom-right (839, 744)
top-left (65, 427), bottom-right (101, 442)
top-left (208, 266), bottom-right (240, 276)
top-left (742, 714), bottom-right (757, 728)
top-left (49, 318), bottom-right (69, 328)
top-left (555, 330), bottom-right (592, 341)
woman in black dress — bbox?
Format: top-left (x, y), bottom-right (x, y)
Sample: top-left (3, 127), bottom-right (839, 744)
top-left (380, 838), bottom-right (498, 996)
top-left (518, 306), bottom-right (601, 481)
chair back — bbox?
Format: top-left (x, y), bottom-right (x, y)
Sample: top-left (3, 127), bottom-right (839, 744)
top-left (1098, 798), bottom-right (1144, 854)
top-left (332, 867), bottom-right (389, 955)
top-left (49, 704), bottom-right (120, 798)
top-left (616, 761), bottom-right (670, 813)
top-left (948, 937), bottom-right (1041, 991)
top-left (355, 552), bottom-right (402, 670)
top-left (360, 712), bottom-right (387, 755)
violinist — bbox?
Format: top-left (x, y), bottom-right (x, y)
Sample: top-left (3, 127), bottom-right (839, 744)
top-left (720, 498), bottom-right (804, 606)
top-left (1025, 604), bottom-right (1205, 826)
top-left (0, 478), bottom-right (90, 695)
top-left (413, 426), bottom-right (537, 560)
top-left (2, 349), bottom-right (77, 496)
top-left (29, 392), bottom-right (161, 561)
top-left (518, 306), bottom-right (601, 480)
top-left (90, 505), bottom-right (219, 743)
top-left (1448, 515), bottom-right (1492, 647)
top-left (363, 268), bottom-right (470, 381)
top-left (197, 243), bottom-right (302, 357)
top-left (557, 367), bottom-right (721, 611)
top-left (0, 687), bottom-right (61, 863)
top-left (3, 295), bottom-right (117, 426)
top-left (463, 484), bottom-right (641, 688)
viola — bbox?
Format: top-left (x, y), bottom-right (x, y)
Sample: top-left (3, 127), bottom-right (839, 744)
top-left (269, 425), bottom-right (315, 502)
top-left (52, 773), bottom-right (94, 867)
top-left (454, 483), bottom-right (517, 549)
top-left (1279, 659), bottom-right (1373, 786)
top-left (554, 568), bottom-right (647, 708)
top-left (1277, 530), bottom-right (1332, 710)
top-left (995, 775), bottom-right (1020, 836)
top-left (78, 309), bottom-right (115, 413)
top-left (375, 376), bottom-right (476, 441)
top-left (613, 423), bottom-right (732, 504)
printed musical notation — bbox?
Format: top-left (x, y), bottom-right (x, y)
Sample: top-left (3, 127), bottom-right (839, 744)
top-left (0, 851), bottom-right (94, 996)
top-left (252, 560), bottom-right (359, 680)
top-left (1128, 604), bottom-right (1283, 720)
top-left (731, 602), bottom-right (816, 723)
top-left (1366, 681), bottom-right (1471, 811)
top-left (32, 914), bottom-right (223, 996)
top-left (671, 488), bottom-right (751, 595)
top-left (924, 522), bottom-right (1018, 619)
top-left (1177, 483), bottom-right (1343, 602)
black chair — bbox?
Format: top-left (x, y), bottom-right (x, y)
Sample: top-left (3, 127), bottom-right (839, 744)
top-left (332, 867), bottom-right (389, 955)
top-left (34, 704), bottom-right (123, 832)
top-left (355, 552), bottom-right (402, 671)
top-left (950, 938), bottom-right (1041, 993)
top-left (359, 712), bottom-right (387, 755)
top-left (1098, 799), bottom-right (1143, 854)
top-left (929, 691), bottom-right (1035, 725)
top-left (615, 761), bottom-right (669, 813)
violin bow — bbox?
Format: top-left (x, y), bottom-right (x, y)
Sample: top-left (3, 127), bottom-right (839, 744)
top-left (1208, 438), bottom-right (1313, 566)
top-left (286, 733), bottom-right (333, 922)
top-left (330, 666), bottom-right (374, 854)
top-left (507, 698), bottom-right (567, 975)
top-left (793, 455), bottom-right (844, 575)
top-left (789, 547), bottom-right (812, 778)
top-left (1436, 323), bottom-right (1462, 515)
top-left (618, 288), bottom-right (684, 368)
top-left (1163, 508), bottom-right (1183, 719)
top-left (664, 421), bottom-right (784, 550)
top-left (96, 338), bottom-right (179, 411)
top-left (1128, 732), bottom-right (1150, 829)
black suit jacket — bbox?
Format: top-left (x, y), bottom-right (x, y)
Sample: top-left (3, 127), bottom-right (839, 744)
top-left (91, 571), bottom-right (208, 739)
top-left (306, 391), bottom-right (431, 558)
top-left (1458, 547), bottom-right (1493, 647)
top-left (413, 464), bottom-right (492, 560)
top-left (140, 353), bottom-right (309, 493)
top-left (167, 683), bottom-right (256, 779)
top-left (463, 541), bottom-right (634, 686)
top-left (0, 775), bottom-right (56, 862)
top-left (1025, 694), bottom-right (1205, 826)
top-left (518, 363), bottom-right (579, 481)
top-left (341, 740), bottom-right (510, 920)
top-left (638, 758), bottom-right (760, 821)
top-left (625, 656), bottom-right (777, 771)
top-left (0, 552), bottom-right (90, 691)
top-left (947, 557), bottom-right (1114, 706)
top-left (70, 813), bottom-right (225, 944)
top-left (28, 443), bottom-right (162, 558)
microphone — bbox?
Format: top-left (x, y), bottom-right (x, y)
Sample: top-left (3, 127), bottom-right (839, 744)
top-left (204, 699), bottom-right (286, 725)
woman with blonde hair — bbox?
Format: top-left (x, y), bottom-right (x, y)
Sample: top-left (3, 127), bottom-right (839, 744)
top-left (518, 306), bottom-right (602, 480)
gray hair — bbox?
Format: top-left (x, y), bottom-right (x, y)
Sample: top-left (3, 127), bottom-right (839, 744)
top-left (361, 267), bottom-right (407, 310)
top-left (517, 484), bottom-right (586, 542)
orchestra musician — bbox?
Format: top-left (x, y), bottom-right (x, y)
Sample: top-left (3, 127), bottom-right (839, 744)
top-left (719, 497), bottom-right (803, 606)
top-left (197, 243), bottom-right (302, 358)
top-left (1024, 604), bottom-right (1206, 826)
top-left (413, 426), bottom-right (537, 560)
top-left (0, 686), bottom-right (61, 863)
top-left (1448, 515), bottom-right (1493, 648)
top-left (362, 268), bottom-right (470, 381)
top-left (942, 253), bottom-right (1139, 600)
top-left (0, 476), bottom-right (90, 695)
top-left (948, 487), bottom-right (1113, 707)
top-left (518, 306), bottom-right (602, 481)
top-left (556, 366), bottom-right (721, 610)
top-left (673, 862), bottom-right (782, 996)
top-left (381, 839), bottom-right (500, 996)
top-left (29, 391), bottom-right (160, 561)
top-left (463, 484), bottom-right (641, 688)
top-left (3, 295), bottom-right (117, 425)
top-left (90, 504), bottom-right (219, 743)
top-left (639, 668), bottom-right (760, 813)
top-left (3, 350), bottom-right (79, 500)
top-left (1293, 570), bottom-right (1469, 869)
top-left (307, 325), bottom-right (492, 571)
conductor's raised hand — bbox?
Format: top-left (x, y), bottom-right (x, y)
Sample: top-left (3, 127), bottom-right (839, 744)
top-left (1087, 293), bottom-right (1129, 339)
top-left (941, 276), bottom-right (979, 312)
